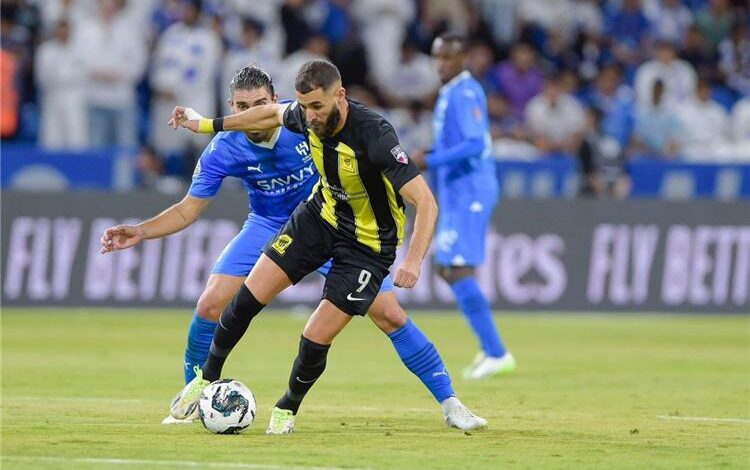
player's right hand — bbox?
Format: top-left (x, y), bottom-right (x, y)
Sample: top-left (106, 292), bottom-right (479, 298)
top-left (100, 225), bottom-right (145, 254)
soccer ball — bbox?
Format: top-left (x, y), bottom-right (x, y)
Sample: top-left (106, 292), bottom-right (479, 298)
top-left (198, 379), bottom-right (256, 434)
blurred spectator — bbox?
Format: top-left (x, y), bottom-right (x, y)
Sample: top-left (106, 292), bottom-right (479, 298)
top-left (489, 94), bottom-right (538, 160)
top-left (578, 107), bottom-right (631, 199)
top-left (731, 97), bottom-right (750, 160)
top-left (676, 79), bottom-right (730, 161)
top-left (277, 34), bottom-right (330, 100)
top-left (718, 22), bottom-right (750, 96)
top-left (605, 0), bottom-right (652, 69)
top-left (79, 0), bottom-right (146, 148)
top-left (222, 17), bottom-right (281, 112)
top-left (634, 40), bottom-right (697, 110)
top-left (518, 0), bottom-right (574, 34)
top-left (39, 0), bottom-right (89, 31)
top-left (150, 0), bottom-right (222, 168)
top-left (644, 0), bottom-right (694, 44)
top-left (421, 0), bottom-right (472, 35)
top-left (631, 79), bottom-right (681, 158)
top-left (136, 145), bottom-right (165, 189)
top-left (695, 0), bottom-right (733, 52)
top-left (353, 0), bottom-right (415, 87)
top-left (489, 43), bottom-right (544, 120)
top-left (580, 63), bottom-right (635, 146)
top-left (466, 41), bottom-right (497, 92)
top-left (571, 0), bottom-right (604, 37)
top-left (35, 18), bottom-right (88, 149)
top-left (525, 73), bottom-right (587, 154)
top-left (681, 24), bottom-right (717, 80)
top-left (478, 0), bottom-right (518, 47)
top-left (280, 0), bottom-right (315, 55)
top-left (379, 39), bottom-right (439, 108)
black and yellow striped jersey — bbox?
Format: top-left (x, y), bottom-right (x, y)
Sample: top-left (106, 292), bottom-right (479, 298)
top-left (282, 99), bottom-right (421, 256)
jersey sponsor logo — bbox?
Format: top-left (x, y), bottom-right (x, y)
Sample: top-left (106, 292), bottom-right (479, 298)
top-left (271, 234), bottom-right (293, 256)
top-left (256, 163), bottom-right (316, 192)
top-left (295, 141), bottom-right (310, 158)
top-left (327, 184), bottom-right (349, 201)
top-left (390, 145), bottom-right (408, 164)
top-left (247, 164), bottom-right (262, 173)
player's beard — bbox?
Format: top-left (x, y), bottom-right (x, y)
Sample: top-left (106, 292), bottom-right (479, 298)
top-left (310, 105), bottom-right (341, 139)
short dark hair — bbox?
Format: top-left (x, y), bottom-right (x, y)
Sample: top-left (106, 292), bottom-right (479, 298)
top-left (294, 59), bottom-right (341, 94)
top-left (230, 65), bottom-right (275, 97)
top-left (436, 32), bottom-right (468, 53)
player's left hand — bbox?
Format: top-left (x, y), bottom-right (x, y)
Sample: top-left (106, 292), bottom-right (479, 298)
top-left (410, 149), bottom-right (428, 170)
top-left (168, 106), bottom-right (201, 133)
top-left (393, 261), bottom-right (421, 288)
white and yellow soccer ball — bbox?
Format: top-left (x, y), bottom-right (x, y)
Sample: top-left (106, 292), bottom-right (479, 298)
top-left (198, 379), bottom-right (256, 434)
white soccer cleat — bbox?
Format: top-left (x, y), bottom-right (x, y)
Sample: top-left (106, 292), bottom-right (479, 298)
top-left (442, 397), bottom-right (488, 431)
top-left (161, 414), bottom-right (195, 424)
top-left (266, 407), bottom-right (295, 434)
top-left (463, 352), bottom-right (516, 380)
top-left (169, 365), bottom-right (210, 420)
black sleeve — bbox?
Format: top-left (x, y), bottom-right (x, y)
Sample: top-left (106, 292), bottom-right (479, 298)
top-left (282, 101), bottom-right (307, 134)
top-left (367, 122), bottom-right (421, 192)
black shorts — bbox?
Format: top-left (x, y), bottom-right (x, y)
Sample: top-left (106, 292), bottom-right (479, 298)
top-left (262, 200), bottom-right (394, 316)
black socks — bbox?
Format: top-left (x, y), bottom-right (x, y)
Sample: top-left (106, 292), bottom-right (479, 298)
top-left (275, 336), bottom-right (331, 414)
top-left (201, 284), bottom-right (265, 382)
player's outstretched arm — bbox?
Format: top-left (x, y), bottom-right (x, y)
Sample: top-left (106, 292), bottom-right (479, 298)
top-left (100, 195), bottom-right (210, 254)
top-left (169, 104), bottom-right (285, 134)
top-left (393, 175), bottom-right (438, 288)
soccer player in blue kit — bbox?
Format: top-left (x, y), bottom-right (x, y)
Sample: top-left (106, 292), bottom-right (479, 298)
top-left (101, 66), bottom-right (485, 430)
top-left (413, 33), bottom-right (516, 380)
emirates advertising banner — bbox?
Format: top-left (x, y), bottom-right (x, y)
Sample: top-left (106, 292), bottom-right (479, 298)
top-left (2, 192), bottom-right (748, 313)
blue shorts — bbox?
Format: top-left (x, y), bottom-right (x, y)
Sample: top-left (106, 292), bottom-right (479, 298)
top-left (212, 213), bottom-right (393, 292)
top-left (434, 200), bottom-right (495, 267)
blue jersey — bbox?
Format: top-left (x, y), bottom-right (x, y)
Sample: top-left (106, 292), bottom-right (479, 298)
top-left (432, 71), bottom-right (498, 206)
top-left (189, 127), bottom-right (317, 222)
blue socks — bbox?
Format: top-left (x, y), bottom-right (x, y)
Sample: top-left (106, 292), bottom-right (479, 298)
top-left (184, 311), bottom-right (217, 383)
top-left (388, 319), bottom-right (454, 403)
top-left (451, 277), bottom-right (506, 358)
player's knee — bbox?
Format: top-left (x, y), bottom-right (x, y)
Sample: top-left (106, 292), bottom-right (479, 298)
top-left (195, 294), bottom-right (225, 322)
top-left (368, 296), bottom-right (407, 334)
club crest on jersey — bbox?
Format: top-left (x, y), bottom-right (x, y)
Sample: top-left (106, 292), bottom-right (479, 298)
top-left (272, 234), bottom-right (293, 256)
top-left (390, 145), bottom-right (408, 164)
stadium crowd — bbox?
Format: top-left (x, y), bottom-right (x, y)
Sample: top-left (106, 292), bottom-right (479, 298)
top-left (1, 0), bottom-right (749, 192)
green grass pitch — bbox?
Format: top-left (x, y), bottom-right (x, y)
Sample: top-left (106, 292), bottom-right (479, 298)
top-left (1, 309), bottom-right (748, 469)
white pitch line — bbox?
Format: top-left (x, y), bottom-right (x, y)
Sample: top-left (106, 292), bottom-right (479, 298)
top-left (657, 415), bottom-right (750, 424)
top-left (1, 456), bottom-right (370, 470)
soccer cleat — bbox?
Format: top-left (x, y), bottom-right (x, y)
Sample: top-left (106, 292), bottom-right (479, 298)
top-left (442, 397), bottom-right (488, 431)
top-left (266, 407), bottom-right (295, 434)
top-left (169, 365), bottom-right (210, 419)
top-left (463, 352), bottom-right (516, 380)
top-left (161, 414), bottom-right (196, 425)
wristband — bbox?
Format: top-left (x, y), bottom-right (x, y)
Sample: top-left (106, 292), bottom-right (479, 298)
top-left (197, 118), bottom-right (214, 134)
top-left (212, 117), bottom-right (225, 132)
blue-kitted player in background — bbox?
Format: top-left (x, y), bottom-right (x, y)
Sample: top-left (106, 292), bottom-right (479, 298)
top-left (101, 65), bottom-right (486, 430)
top-left (414, 33), bottom-right (516, 380)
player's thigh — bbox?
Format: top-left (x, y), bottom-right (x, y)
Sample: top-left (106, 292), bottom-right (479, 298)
top-left (367, 291), bottom-right (407, 334)
top-left (244, 254), bottom-right (295, 304)
top-left (262, 202), bottom-right (332, 286)
top-left (435, 204), bottom-right (493, 267)
top-left (211, 214), bottom-right (280, 278)
top-left (196, 274), bottom-right (246, 321)
top-left (302, 299), bottom-right (354, 345)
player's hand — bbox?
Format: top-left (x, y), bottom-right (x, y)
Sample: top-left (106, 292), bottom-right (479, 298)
top-left (393, 260), bottom-right (421, 288)
top-left (168, 106), bottom-right (200, 133)
top-left (411, 149), bottom-right (428, 170)
top-left (100, 225), bottom-right (145, 254)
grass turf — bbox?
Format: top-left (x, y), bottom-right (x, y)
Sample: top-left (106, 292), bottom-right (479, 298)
top-left (1, 309), bottom-right (748, 469)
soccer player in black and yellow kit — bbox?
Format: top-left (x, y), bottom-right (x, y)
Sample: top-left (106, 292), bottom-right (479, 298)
top-left (168, 60), bottom-right (488, 433)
